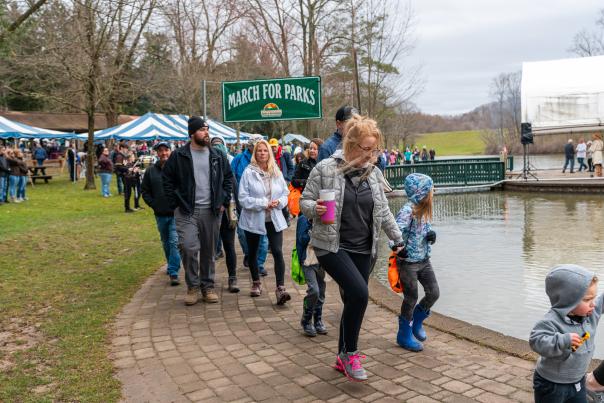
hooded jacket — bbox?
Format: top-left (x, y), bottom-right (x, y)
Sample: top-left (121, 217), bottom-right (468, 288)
top-left (529, 264), bottom-right (604, 384)
top-left (300, 150), bottom-right (402, 257)
top-left (395, 173), bottom-right (434, 262)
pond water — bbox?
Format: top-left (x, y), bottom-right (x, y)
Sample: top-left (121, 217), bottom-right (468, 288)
top-left (374, 191), bottom-right (604, 358)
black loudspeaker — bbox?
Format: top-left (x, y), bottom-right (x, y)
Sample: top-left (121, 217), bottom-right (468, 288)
top-left (521, 122), bottom-right (533, 145)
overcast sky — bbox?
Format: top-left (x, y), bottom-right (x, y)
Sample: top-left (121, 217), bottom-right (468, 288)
top-left (407, 0), bottom-right (603, 115)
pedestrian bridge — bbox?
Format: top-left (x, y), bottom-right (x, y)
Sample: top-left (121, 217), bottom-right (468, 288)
top-left (384, 156), bottom-right (513, 189)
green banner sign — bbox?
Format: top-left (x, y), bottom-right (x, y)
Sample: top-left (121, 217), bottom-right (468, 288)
top-left (222, 76), bottom-right (322, 122)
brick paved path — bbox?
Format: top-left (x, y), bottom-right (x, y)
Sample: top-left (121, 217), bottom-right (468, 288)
top-left (111, 228), bottom-right (534, 402)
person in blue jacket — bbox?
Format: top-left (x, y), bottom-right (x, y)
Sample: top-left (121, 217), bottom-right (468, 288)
top-left (317, 106), bottom-right (358, 162)
top-left (33, 143), bottom-right (47, 166)
top-left (394, 173), bottom-right (439, 352)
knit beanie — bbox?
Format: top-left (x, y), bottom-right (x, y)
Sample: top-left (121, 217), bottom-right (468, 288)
top-left (188, 116), bottom-right (207, 136)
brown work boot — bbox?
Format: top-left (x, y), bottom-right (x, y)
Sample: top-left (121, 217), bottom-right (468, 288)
top-left (185, 288), bottom-right (199, 306)
top-left (202, 288), bottom-right (219, 303)
top-left (250, 281), bottom-right (262, 297)
top-left (275, 286), bottom-right (291, 305)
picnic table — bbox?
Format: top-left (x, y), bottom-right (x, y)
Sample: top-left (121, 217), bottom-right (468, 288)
top-left (28, 165), bottom-right (53, 184)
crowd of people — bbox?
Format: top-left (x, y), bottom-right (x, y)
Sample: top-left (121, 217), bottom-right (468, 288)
top-left (0, 146), bottom-right (29, 204)
top-left (6, 110), bottom-right (604, 396)
top-left (562, 134), bottom-right (604, 176)
top-left (123, 106), bottom-right (443, 383)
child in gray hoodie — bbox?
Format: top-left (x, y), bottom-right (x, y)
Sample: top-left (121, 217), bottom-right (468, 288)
top-left (529, 264), bottom-right (603, 403)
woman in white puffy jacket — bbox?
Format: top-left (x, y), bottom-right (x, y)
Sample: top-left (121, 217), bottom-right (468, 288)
top-left (239, 139), bottom-right (291, 303)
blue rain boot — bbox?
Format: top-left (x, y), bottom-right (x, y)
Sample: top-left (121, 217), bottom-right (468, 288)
top-left (412, 305), bottom-right (430, 342)
top-left (397, 315), bottom-right (423, 352)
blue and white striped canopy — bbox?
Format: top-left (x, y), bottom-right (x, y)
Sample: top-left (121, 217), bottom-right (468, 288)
top-left (77, 112), bottom-right (250, 143)
top-left (0, 116), bottom-right (73, 139)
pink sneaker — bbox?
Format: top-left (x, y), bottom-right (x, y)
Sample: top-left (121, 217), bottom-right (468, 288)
top-left (336, 351), bottom-right (367, 382)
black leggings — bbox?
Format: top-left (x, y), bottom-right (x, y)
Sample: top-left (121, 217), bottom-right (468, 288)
top-left (220, 212), bottom-right (237, 279)
top-left (398, 259), bottom-right (440, 321)
top-left (245, 222), bottom-right (285, 286)
top-left (317, 249), bottom-right (371, 353)
top-left (124, 180), bottom-right (140, 210)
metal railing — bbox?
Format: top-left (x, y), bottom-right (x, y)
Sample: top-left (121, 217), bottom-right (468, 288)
top-left (408, 156), bottom-right (514, 171)
top-left (384, 161), bottom-right (505, 188)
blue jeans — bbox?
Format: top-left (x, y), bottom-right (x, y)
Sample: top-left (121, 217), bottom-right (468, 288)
top-left (17, 176), bottom-right (25, 199)
top-left (0, 175), bottom-right (6, 202)
top-left (8, 175), bottom-right (18, 199)
top-left (155, 216), bottom-right (181, 277)
top-left (563, 157), bottom-right (575, 172)
top-left (116, 174), bottom-right (123, 194)
top-left (236, 225), bottom-right (267, 269)
top-left (577, 157), bottom-right (588, 172)
top-left (533, 371), bottom-right (586, 403)
top-left (99, 173), bottom-right (112, 196)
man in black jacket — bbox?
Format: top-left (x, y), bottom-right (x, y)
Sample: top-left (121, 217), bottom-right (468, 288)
top-left (563, 139), bottom-right (575, 173)
top-left (142, 142), bottom-right (182, 286)
top-left (162, 117), bottom-right (234, 306)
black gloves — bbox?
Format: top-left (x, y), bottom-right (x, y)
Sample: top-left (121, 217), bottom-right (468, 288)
top-left (426, 230), bottom-right (436, 245)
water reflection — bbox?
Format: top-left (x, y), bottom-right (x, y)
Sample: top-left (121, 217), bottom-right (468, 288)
top-left (377, 191), bottom-right (604, 358)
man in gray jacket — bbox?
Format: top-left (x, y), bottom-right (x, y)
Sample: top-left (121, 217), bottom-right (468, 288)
top-left (529, 264), bottom-right (604, 402)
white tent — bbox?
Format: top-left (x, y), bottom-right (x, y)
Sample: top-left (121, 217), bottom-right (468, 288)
top-left (284, 133), bottom-right (310, 144)
top-left (75, 112), bottom-right (251, 142)
top-left (0, 116), bottom-right (73, 139)
top-left (521, 55), bottom-right (604, 134)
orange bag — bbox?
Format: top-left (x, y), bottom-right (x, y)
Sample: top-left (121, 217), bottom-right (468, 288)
top-left (388, 251), bottom-right (403, 293)
top-left (288, 183), bottom-right (301, 217)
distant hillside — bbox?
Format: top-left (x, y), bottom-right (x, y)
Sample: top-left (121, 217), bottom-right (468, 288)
top-left (416, 130), bottom-right (485, 156)
top-left (410, 104), bottom-right (494, 133)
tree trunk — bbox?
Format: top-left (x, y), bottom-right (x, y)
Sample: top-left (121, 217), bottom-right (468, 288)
top-left (84, 109), bottom-right (96, 190)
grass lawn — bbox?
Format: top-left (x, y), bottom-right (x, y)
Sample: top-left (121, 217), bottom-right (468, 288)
top-left (414, 130), bottom-right (485, 155)
top-left (0, 174), bottom-right (164, 402)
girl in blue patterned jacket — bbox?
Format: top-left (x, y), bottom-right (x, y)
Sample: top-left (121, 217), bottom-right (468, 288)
top-left (395, 173), bottom-right (439, 352)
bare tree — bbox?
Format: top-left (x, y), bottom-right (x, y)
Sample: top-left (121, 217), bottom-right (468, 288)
top-left (102, 0), bottom-right (156, 127)
top-left (570, 8), bottom-right (604, 56)
top-left (160, 0), bottom-right (241, 115)
top-left (484, 71), bottom-right (521, 154)
top-left (243, 0), bottom-right (293, 75)
top-left (0, 0), bottom-right (49, 43)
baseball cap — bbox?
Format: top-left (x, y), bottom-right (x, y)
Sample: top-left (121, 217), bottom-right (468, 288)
top-left (211, 135), bottom-right (225, 145)
top-left (153, 141), bottom-right (170, 150)
top-left (268, 138), bottom-right (279, 147)
top-left (335, 105), bottom-right (359, 122)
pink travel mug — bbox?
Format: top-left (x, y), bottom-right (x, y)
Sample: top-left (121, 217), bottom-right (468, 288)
top-left (319, 189), bottom-right (336, 225)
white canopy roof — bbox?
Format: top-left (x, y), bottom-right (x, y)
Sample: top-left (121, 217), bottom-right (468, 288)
top-left (521, 55), bottom-right (604, 133)
top-left (75, 113), bottom-right (250, 142)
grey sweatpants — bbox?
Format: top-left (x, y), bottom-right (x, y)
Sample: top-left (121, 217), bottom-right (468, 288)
top-left (175, 207), bottom-right (220, 291)
top-left (302, 264), bottom-right (326, 312)
top-left (398, 258), bottom-right (440, 321)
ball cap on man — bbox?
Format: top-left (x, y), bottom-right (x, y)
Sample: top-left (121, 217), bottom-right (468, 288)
top-left (268, 138), bottom-right (279, 147)
top-left (335, 105), bottom-right (358, 122)
top-left (153, 141), bottom-right (170, 151)
top-left (188, 116), bottom-right (208, 136)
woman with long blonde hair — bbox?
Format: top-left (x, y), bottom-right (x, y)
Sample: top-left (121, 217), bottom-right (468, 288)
top-left (394, 173), bottom-right (439, 352)
top-left (238, 139), bottom-right (291, 303)
top-left (300, 115), bottom-right (404, 382)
